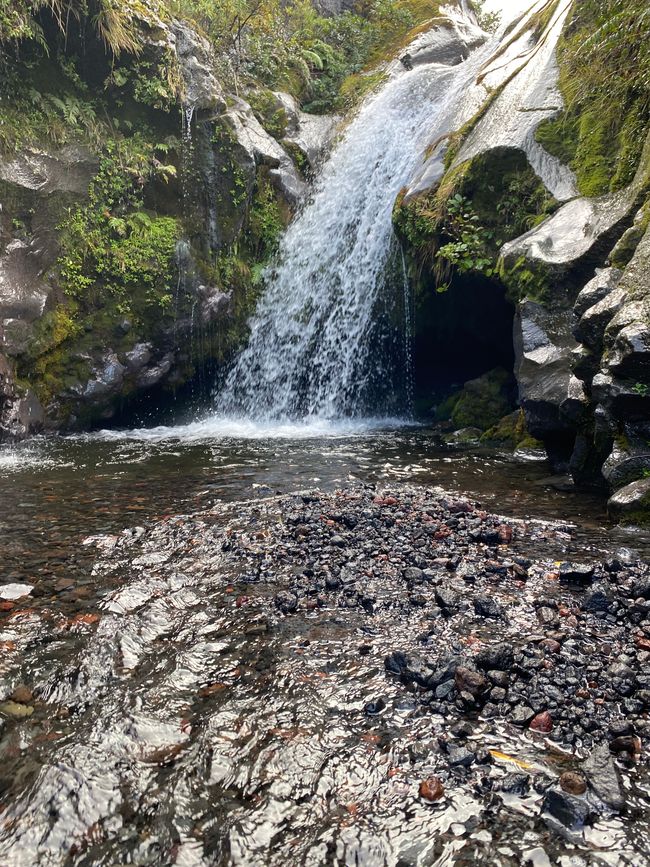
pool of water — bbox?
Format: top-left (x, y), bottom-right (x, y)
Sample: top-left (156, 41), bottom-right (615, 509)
top-left (0, 422), bottom-right (648, 866)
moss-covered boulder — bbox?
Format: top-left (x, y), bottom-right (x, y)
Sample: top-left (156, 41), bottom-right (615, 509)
top-left (446, 367), bottom-right (513, 432)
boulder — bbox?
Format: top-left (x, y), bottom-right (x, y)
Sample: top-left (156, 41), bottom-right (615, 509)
top-left (513, 301), bottom-right (584, 439)
top-left (272, 91), bottom-right (339, 169)
top-left (608, 479), bottom-right (650, 526)
top-left (573, 268), bottom-right (623, 320)
top-left (221, 98), bottom-right (306, 207)
top-left (400, 18), bottom-right (486, 69)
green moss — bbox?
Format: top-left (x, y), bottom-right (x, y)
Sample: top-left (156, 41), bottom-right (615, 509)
top-left (448, 368), bottom-right (513, 431)
top-left (395, 149), bottom-right (556, 291)
top-left (246, 174), bottom-right (285, 259)
top-left (497, 254), bottom-right (554, 303)
top-left (535, 0), bottom-right (650, 197)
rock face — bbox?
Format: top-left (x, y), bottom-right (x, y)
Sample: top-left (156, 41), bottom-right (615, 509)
top-left (513, 302), bottom-right (584, 444)
top-left (271, 91), bottom-right (339, 170)
top-left (400, 18), bottom-right (486, 69)
top-left (0, 13), bottom-right (314, 440)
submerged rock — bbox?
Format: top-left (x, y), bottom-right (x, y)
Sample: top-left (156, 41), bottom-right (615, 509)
top-left (582, 743), bottom-right (624, 810)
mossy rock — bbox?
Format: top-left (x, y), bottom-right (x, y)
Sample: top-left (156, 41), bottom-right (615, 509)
top-left (608, 478), bottom-right (650, 527)
top-left (449, 367), bottom-right (514, 432)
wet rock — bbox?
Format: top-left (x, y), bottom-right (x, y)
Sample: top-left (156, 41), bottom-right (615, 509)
top-left (543, 788), bottom-right (593, 829)
top-left (560, 772), bottom-right (587, 795)
top-left (512, 301), bottom-right (582, 441)
top-left (274, 591), bottom-right (298, 614)
top-left (558, 562), bottom-right (595, 585)
top-left (582, 743), bottom-right (624, 810)
top-left (608, 479), bottom-right (650, 525)
top-left (454, 667), bottom-right (487, 697)
top-left (473, 594), bottom-right (503, 619)
top-left (510, 705), bottom-right (535, 727)
top-left (476, 643), bottom-right (514, 672)
top-left (419, 776), bottom-right (445, 801)
top-left (573, 268), bottom-right (623, 319)
top-left (609, 735), bottom-right (641, 756)
top-left (364, 697), bottom-right (386, 716)
top-left (497, 772), bottom-right (530, 795)
top-left (447, 744), bottom-right (475, 767)
top-left (529, 711), bottom-right (553, 733)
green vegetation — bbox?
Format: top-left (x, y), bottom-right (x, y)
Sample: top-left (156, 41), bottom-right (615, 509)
top-left (535, 0), bottom-right (650, 196)
top-left (394, 149), bottom-right (557, 291)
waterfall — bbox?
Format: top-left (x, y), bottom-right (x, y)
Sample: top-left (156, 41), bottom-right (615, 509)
top-left (210, 30), bottom-right (498, 425)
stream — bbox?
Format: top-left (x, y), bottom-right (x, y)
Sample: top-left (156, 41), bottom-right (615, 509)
top-left (1, 425), bottom-right (649, 865)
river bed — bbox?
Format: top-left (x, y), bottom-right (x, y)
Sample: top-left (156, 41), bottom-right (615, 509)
top-left (0, 424), bottom-right (649, 865)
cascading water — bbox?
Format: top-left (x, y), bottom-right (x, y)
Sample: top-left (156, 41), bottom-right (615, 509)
top-left (213, 27), bottom-right (492, 425)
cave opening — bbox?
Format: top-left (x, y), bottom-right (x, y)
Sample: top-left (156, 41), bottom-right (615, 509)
top-left (412, 272), bottom-right (516, 417)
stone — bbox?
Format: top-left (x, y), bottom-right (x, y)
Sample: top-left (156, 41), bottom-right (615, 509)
top-left (271, 91), bottom-right (338, 169)
top-left (513, 301), bottom-right (582, 441)
top-left (529, 711), bottom-right (553, 733)
top-left (447, 744), bottom-right (475, 767)
top-left (274, 591), bottom-right (298, 614)
top-left (473, 594), bottom-right (503, 619)
top-left (543, 789), bottom-right (593, 829)
top-left (558, 562), bottom-right (595, 585)
top-left (559, 772), bottom-right (587, 795)
top-left (510, 705), bottom-right (535, 727)
top-left (582, 743), bottom-right (624, 810)
top-left (454, 667), bottom-right (487, 697)
top-left (608, 479), bottom-right (650, 525)
top-left (419, 777), bottom-right (445, 801)
top-left (400, 17), bottom-right (485, 69)
top-left (476, 643), bottom-right (514, 672)
top-left (497, 772), bottom-right (530, 795)
top-left (0, 583), bottom-right (33, 600)
top-left (573, 268), bottom-right (623, 319)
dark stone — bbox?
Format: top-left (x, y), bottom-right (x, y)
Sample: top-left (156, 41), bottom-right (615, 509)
top-left (473, 594), bottom-right (503, 619)
top-left (364, 697), bottom-right (386, 716)
top-left (559, 562), bottom-right (595, 585)
top-left (497, 772), bottom-right (530, 795)
top-left (476, 643), bottom-right (514, 672)
top-left (582, 743), bottom-right (624, 810)
top-left (274, 591), bottom-right (298, 614)
top-left (543, 789), bottom-right (593, 829)
top-left (510, 704), bottom-right (535, 727)
top-left (447, 744), bottom-right (475, 767)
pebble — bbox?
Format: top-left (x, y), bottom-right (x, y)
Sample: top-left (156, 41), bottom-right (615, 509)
top-left (419, 777), bottom-right (445, 801)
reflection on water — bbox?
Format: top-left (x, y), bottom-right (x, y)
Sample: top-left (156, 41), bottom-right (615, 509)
top-left (0, 425), bottom-right (648, 866)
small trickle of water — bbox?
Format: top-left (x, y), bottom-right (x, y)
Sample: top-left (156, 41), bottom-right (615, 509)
top-left (214, 37), bottom-right (491, 424)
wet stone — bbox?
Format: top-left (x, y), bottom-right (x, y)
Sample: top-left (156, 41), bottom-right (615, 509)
top-left (510, 705), bottom-right (535, 727)
top-left (473, 594), bottom-right (504, 619)
top-left (582, 743), bottom-right (625, 810)
top-left (560, 772), bottom-right (587, 795)
top-left (543, 789), bottom-right (593, 829)
top-left (419, 777), bottom-right (445, 801)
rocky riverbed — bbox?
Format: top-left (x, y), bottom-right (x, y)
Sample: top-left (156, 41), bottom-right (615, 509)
top-left (1, 479), bottom-right (648, 864)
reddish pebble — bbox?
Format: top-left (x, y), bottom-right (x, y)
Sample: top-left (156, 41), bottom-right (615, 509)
top-left (419, 777), bottom-right (445, 802)
top-left (0, 601), bottom-right (14, 612)
top-left (235, 596), bottom-right (249, 608)
top-left (636, 637), bottom-right (650, 651)
top-left (539, 639), bottom-right (561, 654)
top-left (529, 711), bottom-right (553, 733)
top-left (497, 524), bottom-right (513, 544)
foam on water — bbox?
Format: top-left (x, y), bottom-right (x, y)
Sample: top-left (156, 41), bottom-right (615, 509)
top-left (92, 415), bottom-right (411, 443)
